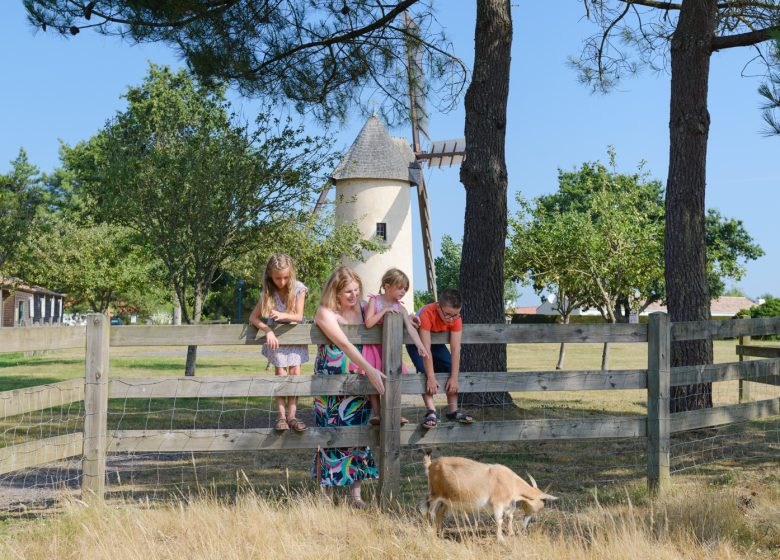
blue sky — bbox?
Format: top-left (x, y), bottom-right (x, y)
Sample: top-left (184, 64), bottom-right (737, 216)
top-left (2, 1), bottom-right (778, 306)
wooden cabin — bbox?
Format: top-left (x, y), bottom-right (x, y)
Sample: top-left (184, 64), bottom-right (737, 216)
top-left (0, 276), bottom-right (65, 328)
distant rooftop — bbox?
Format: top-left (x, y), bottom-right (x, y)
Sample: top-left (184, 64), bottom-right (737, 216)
top-left (330, 115), bottom-right (418, 185)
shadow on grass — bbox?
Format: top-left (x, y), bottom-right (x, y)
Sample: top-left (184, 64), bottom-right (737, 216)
top-left (113, 360), bottom-right (249, 372)
top-left (0, 375), bottom-right (66, 392)
top-left (0, 356), bottom-right (82, 370)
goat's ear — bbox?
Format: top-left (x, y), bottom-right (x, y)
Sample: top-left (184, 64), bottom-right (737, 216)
top-left (541, 493), bottom-right (558, 501)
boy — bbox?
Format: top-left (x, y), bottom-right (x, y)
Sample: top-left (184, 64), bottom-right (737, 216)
top-left (406, 288), bottom-right (474, 429)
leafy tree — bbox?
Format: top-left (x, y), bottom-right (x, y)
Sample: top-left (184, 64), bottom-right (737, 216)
top-left (14, 218), bottom-right (166, 314)
top-left (0, 149), bottom-right (42, 274)
top-left (434, 234), bottom-right (463, 293)
top-left (223, 208), bottom-right (384, 317)
top-left (508, 153), bottom-right (763, 370)
top-left (576, 0), bottom-right (780, 412)
top-left (508, 198), bottom-right (592, 370)
top-left (723, 286), bottom-right (748, 298)
top-left (26, 0), bottom-right (517, 406)
top-left (66, 64), bottom-right (333, 375)
top-left (705, 209), bottom-right (764, 298)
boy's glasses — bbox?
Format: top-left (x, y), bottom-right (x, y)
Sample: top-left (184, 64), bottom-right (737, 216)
top-left (439, 304), bottom-right (460, 320)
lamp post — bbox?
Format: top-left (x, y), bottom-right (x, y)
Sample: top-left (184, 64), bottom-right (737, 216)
top-left (237, 278), bottom-right (245, 322)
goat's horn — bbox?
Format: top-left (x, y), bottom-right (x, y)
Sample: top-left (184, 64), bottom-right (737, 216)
top-left (527, 473), bottom-right (538, 488)
top-left (543, 482), bottom-right (553, 493)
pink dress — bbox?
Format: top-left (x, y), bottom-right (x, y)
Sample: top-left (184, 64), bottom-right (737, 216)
top-left (361, 295), bottom-right (408, 373)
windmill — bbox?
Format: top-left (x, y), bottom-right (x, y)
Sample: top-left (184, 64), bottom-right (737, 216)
top-left (316, 11), bottom-right (466, 301)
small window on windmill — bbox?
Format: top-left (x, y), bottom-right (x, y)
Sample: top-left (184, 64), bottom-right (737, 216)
top-left (376, 222), bottom-right (387, 241)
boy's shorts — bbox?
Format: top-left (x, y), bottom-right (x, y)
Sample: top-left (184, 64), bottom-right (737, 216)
top-left (405, 344), bottom-right (452, 374)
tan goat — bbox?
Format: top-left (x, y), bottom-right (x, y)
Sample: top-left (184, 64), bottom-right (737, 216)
top-left (421, 451), bottom-right (557, 541)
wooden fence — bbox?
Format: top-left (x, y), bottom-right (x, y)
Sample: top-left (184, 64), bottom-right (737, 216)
top-left (1, 314), bottom-right (779, 505)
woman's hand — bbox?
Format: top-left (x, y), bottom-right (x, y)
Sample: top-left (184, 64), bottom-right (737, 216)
top-left (365, 365), bottom-right (387, 395)
top-left (409, 315), bottom-right (421, 329)
top-left (265, 330), bottom-right (279, 350)
top-left (415, 343), bottom-right (428, 358)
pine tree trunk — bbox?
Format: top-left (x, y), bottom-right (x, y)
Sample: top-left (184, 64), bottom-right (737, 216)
top-left (665, 0), bottom-right (717, 412)
top-left (458, 0), bottom-right (514, 409)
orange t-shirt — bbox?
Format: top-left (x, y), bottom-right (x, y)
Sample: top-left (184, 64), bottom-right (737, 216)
top-left (418, 303), bottom-right (462, 333)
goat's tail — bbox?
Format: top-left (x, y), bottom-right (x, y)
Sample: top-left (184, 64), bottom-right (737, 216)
top-left (422, 448), bottom-right (432, 474)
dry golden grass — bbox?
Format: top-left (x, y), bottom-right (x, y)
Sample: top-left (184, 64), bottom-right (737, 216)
top-left (1, 472), bottom-right (779, 560)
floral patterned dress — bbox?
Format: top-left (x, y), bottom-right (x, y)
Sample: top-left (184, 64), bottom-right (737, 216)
top-left (260, 281), bottom-right (309, 367)
top-left (312, 342), bottom-right (378, 487)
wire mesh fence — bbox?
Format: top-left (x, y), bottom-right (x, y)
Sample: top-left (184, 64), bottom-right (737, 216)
top-left (1, 319), bottom-right (779, 518)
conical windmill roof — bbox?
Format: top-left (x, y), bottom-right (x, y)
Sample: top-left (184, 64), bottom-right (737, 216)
top-left (331, 115), bottom-right (418, 185)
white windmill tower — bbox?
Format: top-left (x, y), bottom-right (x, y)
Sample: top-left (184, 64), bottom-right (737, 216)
top-left (328, 116), bottom-right (418, 310)
top-left (317, 11), bottom-right (466, 305)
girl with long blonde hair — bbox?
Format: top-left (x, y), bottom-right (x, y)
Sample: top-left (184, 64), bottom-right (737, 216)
top-left (249, 253), bottom-right (309, 432)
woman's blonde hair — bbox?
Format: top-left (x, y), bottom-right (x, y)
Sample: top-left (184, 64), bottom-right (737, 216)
top-left (260, 253), bottom-right (298, 316)
top-left (379, 268), bottom-right (410, 292)
top-left (320, 266), bottom-right (363, 311)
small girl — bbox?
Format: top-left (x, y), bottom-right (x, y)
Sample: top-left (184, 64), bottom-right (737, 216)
top-left (362, 268), bottom-right (427, 426)
top-left (249, 253), bottom-right (309, 432)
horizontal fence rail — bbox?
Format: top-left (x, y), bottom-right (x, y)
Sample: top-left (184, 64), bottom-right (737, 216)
top-left (109, 322), bottom-right (649, 347)
top-left (107, 369), bottom-right (649, 399)
top-left (670, 398), bottom-right (780, 433)
top-left (0, 433), bottom-right (84, 476)
top-left (737, 345), bottom-right (780, 359)
top-left (0, 326), bottom-right (86, 354)
top-left (672, 317), bottom-right (780, 341)
top-left (0, 378), bottom-right (85, 418)
top-left (671, 359), bottom-right (780, 387)
top-left (106, 417), bottom-right (650, 454)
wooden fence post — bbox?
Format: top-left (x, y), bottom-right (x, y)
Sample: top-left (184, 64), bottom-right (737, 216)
top-left (738, 333), bottom-right (752, 403)
top-left (83, 313), bottom-right (109, 502)
top-left (378, 313), bottom-right (403, 506)
top-left (647, 312), bottom-right (671, 497)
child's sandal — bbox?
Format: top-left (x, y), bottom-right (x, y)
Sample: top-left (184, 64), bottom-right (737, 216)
top-left (288, 417), bottom-right (307, 432)
top-left (421, 410), bottom-right (437, 429)
top-left (445, 410), bottom-right (474, 424)
top-left (369, 416), bottom-right (381, 426)
top-left (275, 417), bottom-right (289, 431)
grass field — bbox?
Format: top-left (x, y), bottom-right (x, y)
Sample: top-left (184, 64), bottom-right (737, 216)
top-left (1, 339), bottom-right (779, 558)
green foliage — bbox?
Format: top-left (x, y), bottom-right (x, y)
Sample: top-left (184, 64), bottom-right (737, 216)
top-left (24, 0), bottom-right (466, 125)
top-left (705, 209), bottom-right (764, 298)
top-left (65, 64), bottom-right (334, 324)
top-left (414, 290), bottom-right (435, 311)
top-left (13, 217), bottom-right (166, 314)
top-left (0, 149), bottom-right (42, 272)
top-left (507, 150), bottom-right (763, 322)
top-left (416, 233), bottom-right (518, 311)
top-left (220, 209), bottom-right (384, 318)
top-left (509, 153), bottom-right (665, 323)
top-left (434, 234), bottom-right (463, 292)
top-left (736, 296), bottom-right (780, 319)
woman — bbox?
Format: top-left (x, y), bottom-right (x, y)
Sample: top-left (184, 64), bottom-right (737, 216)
top-left (312, 267), bottom-right (386, 507)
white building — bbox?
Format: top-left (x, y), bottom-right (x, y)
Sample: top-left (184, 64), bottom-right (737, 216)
top-left (330, 116), bottom-right (417, 309)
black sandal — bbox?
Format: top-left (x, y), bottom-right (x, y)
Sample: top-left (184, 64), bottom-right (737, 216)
top-left (421, 410), bottom-right (437, 429)
top-left (446, 410), bottom-right (474, 424)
